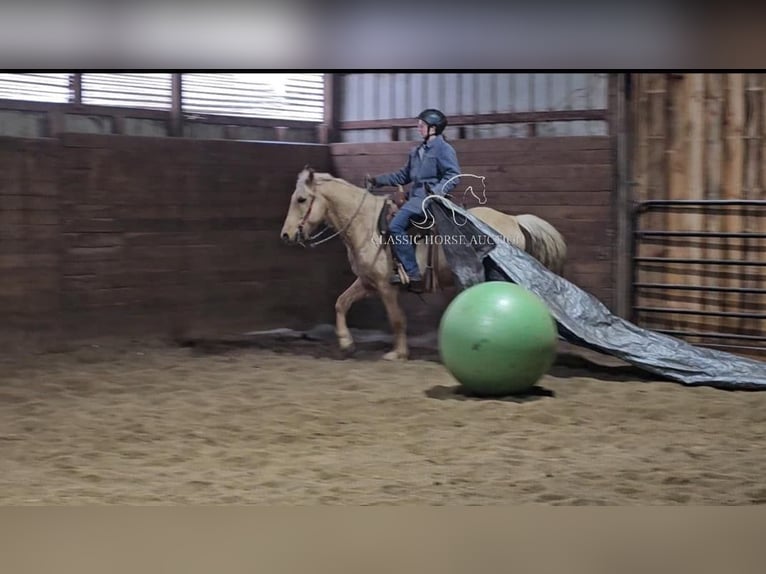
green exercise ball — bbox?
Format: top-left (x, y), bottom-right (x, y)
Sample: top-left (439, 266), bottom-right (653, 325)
top-left (438, 281), bottom-right (558, 396)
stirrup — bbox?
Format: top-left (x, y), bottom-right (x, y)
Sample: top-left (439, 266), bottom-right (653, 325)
top-left (390, 262), bottom-right (410, 285)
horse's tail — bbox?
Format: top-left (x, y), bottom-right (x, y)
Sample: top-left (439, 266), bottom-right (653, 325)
top-left (516, 214), bottom-right (567, 276)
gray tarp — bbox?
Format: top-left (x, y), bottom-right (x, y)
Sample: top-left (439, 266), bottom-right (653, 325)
top-left (426, 196), bottom-right (766, 390)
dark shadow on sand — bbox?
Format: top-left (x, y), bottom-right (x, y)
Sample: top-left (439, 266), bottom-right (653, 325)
top-left (177, 324), bottom-right (661, 384)
top-left (425, 383), bottom-right (555, 403)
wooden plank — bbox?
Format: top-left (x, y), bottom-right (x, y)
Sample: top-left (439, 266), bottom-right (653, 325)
top-left (62, 232), bottom-right (124, 249)
top-left (449, 135), bottom-right (614, 153)
top-left (608, 73), bottom-right (631, 317)
top-left (639, 74), bottom-right (669, 324)
top-left (0, 253), bottom-right (58, 270)
top-left (336, 170), bottom-right (612, 194)
top-left (0, 238), bottom-right (60, 255)
top-left (61, 218), bottom-right (124, 233)
top-left (0, 137), bottom-right (57, 155)
top-left (567, 272), bottom-right (613, 290)
top-left (0, 98), bottom-right (319, 129)
top-left (723, 73), bottom-right (745, 333)
top-left (338, 162), bottom-right (612, 186)
top-left (480, 200), bottom-right (610, 218)
top-left (632, 74), bottom-right (650, 319)
top-left (339, 109), bottom-right (609, 130)
top-left (462, 147), bottom-right (611, 166)
top-left (0, 293), bottom-right (59, 315)
top-left (0, 267), bottom-right (58, 292)
top-left (111, 213), bottom-right (288, 233)
top-left (61, 269), bottom-right (203, 290)
top-left (0, 224), bottom-right (59, 240)
top-left (665, 74), bottom-right (687, 332)
top-left (0, 98), bottom-right (168, 119)
top-left (330, 136), bottom-right (612, 156)
top-left (562, 245), bottom-right (613, 262)
top-left (744, 73), bottom-right (762, 333)
top-left (319, 73), bottom-right (341, 144)
top-left (705, 74), bottom-right (724, 318)
top-left (687, 74), bottom-right (705, 307)
top-left (332, 148), bottom-right (612, 169)
top-left (334, 159), bottom-right (611, 182)
top-left (0, 195), bottom-right (58, 210)
top-left (59, 131), bottom-right (328, 156)
top-left (170, 73), bottom-right (182, 137)
top-left (761, 73), bottom-right (766, 328)
top-left (457, 190), bottom-right (611, 206)
top-left (0, 210), bottom-right (59, 226)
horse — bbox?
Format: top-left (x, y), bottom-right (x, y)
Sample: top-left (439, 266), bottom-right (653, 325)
top-left (279, 166), bottom-right (567, 361)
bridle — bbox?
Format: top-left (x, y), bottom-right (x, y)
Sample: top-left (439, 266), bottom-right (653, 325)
top-left (295, 181), bottom-right (370, 248)
top-left (296, 193), bottom-right (317, 241)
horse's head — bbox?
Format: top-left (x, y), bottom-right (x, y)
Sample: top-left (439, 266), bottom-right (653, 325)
top-left (280, 165), bottom-right (330, 245)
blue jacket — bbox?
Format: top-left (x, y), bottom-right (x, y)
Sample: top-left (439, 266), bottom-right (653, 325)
top-left (374, 135), bottom-right (460, 199)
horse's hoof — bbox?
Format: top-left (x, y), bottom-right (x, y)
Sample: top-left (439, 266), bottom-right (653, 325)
top-left (339, 342), bottom-right (356, 358)
top-left (383, 350), bottom-right (408, 361)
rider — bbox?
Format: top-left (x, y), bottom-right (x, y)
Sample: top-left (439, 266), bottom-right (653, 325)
top-left (366, 108), bottom-right (461, 293)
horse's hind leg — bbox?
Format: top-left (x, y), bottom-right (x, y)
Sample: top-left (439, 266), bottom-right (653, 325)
top-left (378, 284), bottom-right (408, 361)
top-left (335, 278), bottom-right (371, 354)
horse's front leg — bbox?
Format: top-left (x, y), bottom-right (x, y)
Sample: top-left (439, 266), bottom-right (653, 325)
top-left (335, 278), bottom-right (371, 354)
top-left (378, 283), bottom-right (408, 361)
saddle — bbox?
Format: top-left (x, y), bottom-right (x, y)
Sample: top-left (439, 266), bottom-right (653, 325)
top-left (376, 185), bottom-right (453, 293)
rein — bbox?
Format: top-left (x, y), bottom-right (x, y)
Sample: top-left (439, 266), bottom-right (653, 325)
top-left (297, 183), bottom-right (371, 248)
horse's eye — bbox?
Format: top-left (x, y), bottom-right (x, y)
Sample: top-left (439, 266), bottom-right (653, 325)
top-left (297, 196), bottom-right (307, 204)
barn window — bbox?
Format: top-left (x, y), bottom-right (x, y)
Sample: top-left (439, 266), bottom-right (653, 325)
top-left (0, 73), bottom-right (72, 103)
top-left (181, 73), bottom-right (324, 121)
top-left (81, 73), bottom-right (173, 110)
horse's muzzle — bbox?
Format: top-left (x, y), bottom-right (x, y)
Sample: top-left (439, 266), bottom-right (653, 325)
top-left (280, 230), bottom-right (303, 246)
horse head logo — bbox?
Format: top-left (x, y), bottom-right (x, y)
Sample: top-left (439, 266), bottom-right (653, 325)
top-left (411, 173), bottom-right (489, 230)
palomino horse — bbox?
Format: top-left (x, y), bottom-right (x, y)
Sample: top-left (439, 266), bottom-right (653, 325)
top-left (280, 167), bottom-right (567, 361)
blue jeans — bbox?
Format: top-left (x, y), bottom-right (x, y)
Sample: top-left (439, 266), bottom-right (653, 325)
top-left (389, 196), bottom-right (427, 280)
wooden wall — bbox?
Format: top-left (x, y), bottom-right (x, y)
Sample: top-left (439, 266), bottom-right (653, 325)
top-left (330, 135), bottom-right (616, 330)
top-left (1, 129), bottom-right (618, 346)
top-left (631, 73), bottom-right (766, 355)
top-left (0, 137), bottom-right (60, 333)
top-left (0, 133), bottom-right (345, 344)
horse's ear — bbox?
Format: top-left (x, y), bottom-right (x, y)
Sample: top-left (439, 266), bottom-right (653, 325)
top-left (304, 165), bottom-right (314, 184)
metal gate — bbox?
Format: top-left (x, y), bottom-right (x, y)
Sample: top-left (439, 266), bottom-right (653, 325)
top-left (631, 200), bottom-right (766, 357)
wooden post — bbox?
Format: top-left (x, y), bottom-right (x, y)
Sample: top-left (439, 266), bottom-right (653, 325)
top-left (70, 73), bottom-right (82, 104)
top-left (610, 73), bottom-right (632, 318)
top-left (666, 73), bottom-right (688, 332)
top-left (637, 74), bottom-right (669, 332)
top-left (634, 74), bottom-right (650, 206)
top-left (274, 126), bottom-right (288, 141)
top-left (705, 74), bottom-right (724, 319)
top-left (170, 73), bottom-right (183, 137)
top-left (761, 73), bottom-right (766, 333)
top-left (320, 73), bottom-right (341, 144)
top-left (686, 74), bottom-right (705, 328)
top-left (744, 73), bottom-right (762, 336)
top-left (47, 109), bottom-right (65, 137)
top-left (722, 73), bottom-right (745, 333)
top-left (631, 74), bottom-right (649, 323)
top-left (113, 112), bottom-right (126, 135)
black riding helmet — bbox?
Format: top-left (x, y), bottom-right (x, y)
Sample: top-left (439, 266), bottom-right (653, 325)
top-left (417, 108), bottom-right (448, 136)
